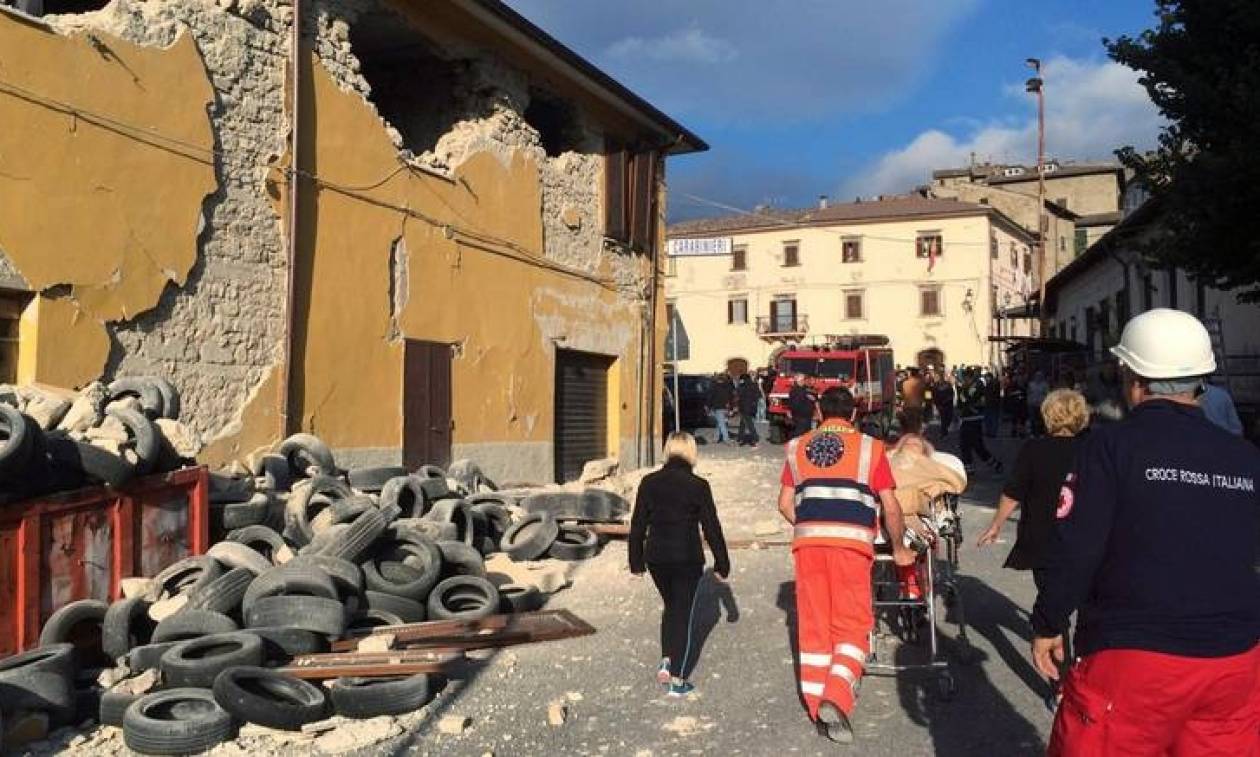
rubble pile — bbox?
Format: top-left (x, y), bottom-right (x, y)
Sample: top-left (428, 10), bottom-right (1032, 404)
top-left (0, 378), bottom-right (198, 503)
top-left (0, 430), bottom-right (627, 755)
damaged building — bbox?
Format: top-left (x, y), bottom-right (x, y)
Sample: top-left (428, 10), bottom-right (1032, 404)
top-left (0, 0), bottom-right (706, 483)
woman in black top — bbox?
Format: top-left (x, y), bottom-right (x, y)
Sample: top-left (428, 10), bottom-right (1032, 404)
top-left (629, 432), bottom-right (730, 697)
top-left (977, 389), bottom-right (1089, 588)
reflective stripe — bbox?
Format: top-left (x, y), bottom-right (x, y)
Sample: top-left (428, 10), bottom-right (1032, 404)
top-left (857, 435), bottom-right (873, 486)
top-left (835, 643), bottom-right (867, 665)
top-left (794, 523), bottom-right (874, 543)
top-left (800, 681), bottom-right (825, 696)
top-left (829, 665), bottom-right (859, 687)
top-left (786, 438), bottom-right (801, 485)
top-left (795, 486), bottom-right (877, 510)
top-left (799, 652), bottom-right (831, 668)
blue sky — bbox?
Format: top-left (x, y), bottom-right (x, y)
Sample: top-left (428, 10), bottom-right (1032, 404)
top-left (505, 0), bottom-right (1164, 220)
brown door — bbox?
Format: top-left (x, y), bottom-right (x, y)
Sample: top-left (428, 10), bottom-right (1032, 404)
top-left (402, 339), bottom-right (452, 470)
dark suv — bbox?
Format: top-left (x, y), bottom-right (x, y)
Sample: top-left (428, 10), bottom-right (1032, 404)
top-left (663, 374), bottom-right (714, 432)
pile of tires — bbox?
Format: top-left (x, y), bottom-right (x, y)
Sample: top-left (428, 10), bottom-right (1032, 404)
top-left (16, 433), bottom-right (623, 753)
top-left (0, 377), bottom-right (194, 503)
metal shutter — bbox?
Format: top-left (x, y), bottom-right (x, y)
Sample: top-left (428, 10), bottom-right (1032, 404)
top-left (554, 350), bottom-right (611, 483)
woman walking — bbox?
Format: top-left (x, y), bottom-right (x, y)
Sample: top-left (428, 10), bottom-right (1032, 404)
top-left (629, 432), bottom-right (731, 697)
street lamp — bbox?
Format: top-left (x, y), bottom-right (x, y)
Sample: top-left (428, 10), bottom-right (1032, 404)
top-left (1025, 57), bottom-right (1047, 325)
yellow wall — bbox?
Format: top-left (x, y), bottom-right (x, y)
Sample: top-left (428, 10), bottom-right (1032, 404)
top-left (997, 172), bottom-right (1121, 216)
top-left (667, 212), bottom-right (1033, 373)
top-left (0, 15), bottom-right (217, 387)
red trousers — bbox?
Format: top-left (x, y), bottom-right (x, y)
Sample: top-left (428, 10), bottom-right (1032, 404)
top-left (1049, 644), bottom-right (1260, 757)
top-left (793, 545), bottom-right (873, 718)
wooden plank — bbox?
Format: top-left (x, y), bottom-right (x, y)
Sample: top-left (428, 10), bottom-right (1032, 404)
top-left (588, 523), bottom-right (629, 537)
top-left (329, 609), bottom-right (596, 653)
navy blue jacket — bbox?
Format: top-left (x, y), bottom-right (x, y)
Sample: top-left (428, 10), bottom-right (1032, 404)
top-left (1031, 400), bottom-right (1260, 658)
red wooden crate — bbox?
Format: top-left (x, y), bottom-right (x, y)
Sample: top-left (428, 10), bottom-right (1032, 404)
top-left (0, 466), bottom-right (209, 656)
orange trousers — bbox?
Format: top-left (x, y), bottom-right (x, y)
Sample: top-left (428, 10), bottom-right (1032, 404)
top-left (793, 544), bottom-right (873, 718)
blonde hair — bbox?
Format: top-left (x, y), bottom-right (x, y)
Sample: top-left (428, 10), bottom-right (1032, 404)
top-left (1041, 389), bottom-right (1089, 436)
top-left (663, 431), bottom-right (698, 466)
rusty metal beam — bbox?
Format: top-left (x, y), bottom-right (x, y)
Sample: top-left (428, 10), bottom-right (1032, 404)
top-left (329, 609), bottom-right (596, 653)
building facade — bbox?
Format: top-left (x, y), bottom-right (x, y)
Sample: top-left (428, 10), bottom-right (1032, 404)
top-left (0, 0), bottom-right (704, 482)
top-left (665, 198), bottom-right (1035, 375)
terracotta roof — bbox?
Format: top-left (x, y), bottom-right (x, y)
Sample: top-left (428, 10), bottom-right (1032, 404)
top-left (667, 197), bottom-right (990, 237)
top-left (987, 163), bottom-right (1122, 184)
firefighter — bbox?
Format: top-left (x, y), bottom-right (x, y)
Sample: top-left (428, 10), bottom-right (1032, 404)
top-left (1031, 309), bottom-right (1260, 755)
top-left (777, 387), bottom-right (915, 743)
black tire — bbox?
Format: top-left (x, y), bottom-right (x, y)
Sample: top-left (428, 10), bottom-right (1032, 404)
top-left (285, 475), bottom-right (353, 545)
top-left (128, 641), bottom-right (179, 672)
top-left (520, 489), bottom-right (630, 523)
top-left (206, 541), bottom-right (272, 576)
top-left (149, 556), bottom-right (223, 602)
top-left (363, 538), bottom-right (441, 600)
top-left (426, 576), bottom-right (498, 622)
top-left (547, 524), bottom-right (600, 561)
top-left (99, 689), bottom-right (139, 727)
top-left (212, 666), bottom-right (329, 731)
top-left (322, 507), bottom-right (388, 563)
top-left (501, 512), bottom-right (560, 561)
top-left (241, 627), bottom-right (329, 663)
top-left (309, 496), bottom-right (375, 534)
top-left (225, 526), bottom-right (288, 564)
top-left (417, 475), bottom-right (450, 502)
top-left (220, 492), bottom-right (271, 530)
top-left (107, 406), bottom-right (161, 476)
top-left (363, 591), bottom-right (426, 623)
top-left (379, 475), bottom-right (427, 518)
top-left (286, 555), bottom-right (364, 602)
top-left (102, 596), bottom-right (154, 661)
top-left (123, 688), bottom-right (236, 755)
top-left (108, 377), bottom-right (165, 420)
top-left (469, 502), bottom-right (512, 537)
top-left (151, 609), bottom-right (238, 643)
top-left (39, 599), bottom-right (109, 667)
top-left (0, 404), bottom-right (33, 479)
top-left (73, 440), bottom-right (136, 487)
top-left (0, 644), bottom-right (75, 720)
top-left (437, 540), bottom-right (487, 578)
top-left (345, 608), bottom-right (405, 636)
top-left (347, 466), bottom-right (408, 493)
top-left (252, 454), bottom-right (293, 493)
top-left (150, 377), bottom-right (181, 421)
top-left (186, 567), bottom-right (255, 616)
top-left (161, 632), bottom-right (264, 689)
top-left (245, 595), bottom-right (345, 637)
top-left (330, 674), bottom-right (432, 718)
top-left (241, 564), bottom-right (338, 617)
top-left (466, 492), bottom-right (517, 507)
top-left (498, 583), bottom-right (544, 614)
top-left (278, 433), bottom-right (337, 479)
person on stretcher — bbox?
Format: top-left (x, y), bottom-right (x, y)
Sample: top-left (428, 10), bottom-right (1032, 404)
top-left (886, 409), bottom-right (967, 598)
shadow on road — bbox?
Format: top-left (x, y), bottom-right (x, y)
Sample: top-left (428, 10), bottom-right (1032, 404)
top-left (682, 571), bottom-right (741, 678)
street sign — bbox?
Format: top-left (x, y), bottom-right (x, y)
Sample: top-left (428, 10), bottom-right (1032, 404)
top-left (666, 237), bottom-right (732, 257)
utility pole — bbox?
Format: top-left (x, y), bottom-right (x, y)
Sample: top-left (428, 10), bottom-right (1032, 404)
top-left (1025, 58), bottom-right (1046, 329)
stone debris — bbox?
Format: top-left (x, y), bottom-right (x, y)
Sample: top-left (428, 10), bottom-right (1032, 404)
top-left (119, 577), bottom-right (156, 599)
top-left (314, 716), bottom-right (402, 754)
top-left (484, 553), bottom-right (572, 594)
top-left (547, 702), bottom-right (568, 727)
top-left (437, 715), bottom-right (472, 735)
top-left (579, 457), bottom-right (619, 484)
top-left (355, 633), bottom-right (396, 652)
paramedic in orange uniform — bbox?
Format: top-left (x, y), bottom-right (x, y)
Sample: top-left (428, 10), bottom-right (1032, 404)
top-left (777, 387), bottom-right (915, 743)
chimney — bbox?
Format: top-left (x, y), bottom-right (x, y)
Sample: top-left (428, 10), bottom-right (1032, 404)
top-left (818, 195), bottom-right (829, 209)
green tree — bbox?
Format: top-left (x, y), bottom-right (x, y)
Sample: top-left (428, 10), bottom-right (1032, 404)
top-left (1105, 0), bottom-right (1260, 301)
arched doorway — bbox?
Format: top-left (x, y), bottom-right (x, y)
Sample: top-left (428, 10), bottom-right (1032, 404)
top-left (917, 348), bottom-right (945, 372)
top-left (725, 357), bottom-right (749, 377)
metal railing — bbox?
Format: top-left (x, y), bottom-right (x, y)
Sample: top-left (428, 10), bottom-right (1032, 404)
top-left (756, 314), bottom-right (809, 336)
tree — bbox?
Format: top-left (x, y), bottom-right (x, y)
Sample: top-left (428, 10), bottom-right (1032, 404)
top-left (1105, 0), bottom-right (1260, 301)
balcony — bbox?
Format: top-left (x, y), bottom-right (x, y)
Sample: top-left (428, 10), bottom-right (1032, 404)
top-left (756, 314), bottom-right (809, 339)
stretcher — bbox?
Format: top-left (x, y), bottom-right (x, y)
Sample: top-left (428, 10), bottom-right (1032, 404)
top-left (867, 451), bottom-right (971, 701)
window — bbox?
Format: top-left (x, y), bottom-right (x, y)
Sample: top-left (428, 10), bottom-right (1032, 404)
top-left (665, 255), bottom-right (676, 277)
top-left (990, 232), bottom-right (999, 259)
top-left (731, 245), bottom-right (747, 271)
top-left (844, 290), bottom-right (864, 320)
top-left (604, 144), bottom-right (658, 252)
top-left (770, 296), bottom-right (797, 332)
top-left (1074, 228), bottom-right (1088, 256)
top-left (842, 237), bottom-right (862, 263)
top-left (1023, 250), bottom-right (1032, 274)
top-left (0, 294), bottom-right (27, 384)
top-left (727, 298), bottom-right (748, 325)
top-left (915, 232), bottom-right (942, 260)
top-left (1009, 242), bottom-right (1018, 269)
top-left (782, 241), bottom-right (800, 267)
top-left (919, 287), bottom-right (942, 317)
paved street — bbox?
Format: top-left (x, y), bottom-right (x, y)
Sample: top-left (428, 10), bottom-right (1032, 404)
top-left (389, 428), bottom-right (1054, 756)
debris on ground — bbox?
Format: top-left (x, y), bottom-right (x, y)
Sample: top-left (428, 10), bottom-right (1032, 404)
top-left (437, 714), bottom-right (472, 735)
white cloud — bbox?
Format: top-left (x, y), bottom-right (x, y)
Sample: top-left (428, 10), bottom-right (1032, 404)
top-left (843, 56), bottom-right (1163, 196)
top-left (607, 28), bottom-right (738, 65)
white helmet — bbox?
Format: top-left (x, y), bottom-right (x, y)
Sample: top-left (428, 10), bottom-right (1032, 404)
top-left (1109, 308), bottom-right (1216, 379)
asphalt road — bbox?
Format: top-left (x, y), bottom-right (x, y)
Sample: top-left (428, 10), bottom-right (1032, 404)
top-left (385, 427), bottom-right (1055, 756)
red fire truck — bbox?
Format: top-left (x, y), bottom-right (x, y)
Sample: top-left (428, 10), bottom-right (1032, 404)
top-left (765, 335), bottom-right (896, 443)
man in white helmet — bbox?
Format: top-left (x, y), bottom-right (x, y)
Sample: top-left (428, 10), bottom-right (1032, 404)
top-left (1030, 308), bottom-right (1259, 755)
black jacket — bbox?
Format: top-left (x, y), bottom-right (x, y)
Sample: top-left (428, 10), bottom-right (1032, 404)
top-left (629, 458), bottom-right (730, 576)
top-left (737, 379), bottom-right (761, 415)
top-left (788, 385), bottom-right (815, 420)
top-left (707, 380), bottom-right (734, 411)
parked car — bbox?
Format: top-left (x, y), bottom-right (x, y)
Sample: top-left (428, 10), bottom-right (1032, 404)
top-left (663, 374), bottom-right (714, 432)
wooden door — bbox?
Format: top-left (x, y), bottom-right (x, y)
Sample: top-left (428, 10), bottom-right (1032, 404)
top-left (402, 340), bottom-right (452, 470)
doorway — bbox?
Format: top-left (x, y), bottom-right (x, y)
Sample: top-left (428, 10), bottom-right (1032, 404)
top-left (917, 348), bottom-right (945, 372)
top-left (402, 339), bottom-right (452, 470)
top-left (554, 349), bottom-right (613, 483)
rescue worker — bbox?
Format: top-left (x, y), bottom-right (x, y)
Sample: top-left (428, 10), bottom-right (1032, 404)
top-left (957, 368), bottom-right (1002, 475)
top-left (777, 388), bottom-right (915, 743)
top-left (1031, 309), bottom-right (1260, 755)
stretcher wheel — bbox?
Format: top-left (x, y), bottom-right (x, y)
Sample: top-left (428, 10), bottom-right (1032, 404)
top-left (936, 673), bottom-right (957, 702)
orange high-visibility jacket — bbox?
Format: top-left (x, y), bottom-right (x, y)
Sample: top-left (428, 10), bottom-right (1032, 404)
top-left (782, 420), bottom-right (892, 553)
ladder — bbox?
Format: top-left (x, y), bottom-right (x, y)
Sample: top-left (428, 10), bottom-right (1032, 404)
top-left (1204, 313), bottom-right (1232, 393)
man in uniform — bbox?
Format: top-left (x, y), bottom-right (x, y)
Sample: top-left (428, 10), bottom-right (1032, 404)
top-left (1031, 309), bottom-right (1260, 755)
top-left (777, 388), bottom-right (915, 743)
